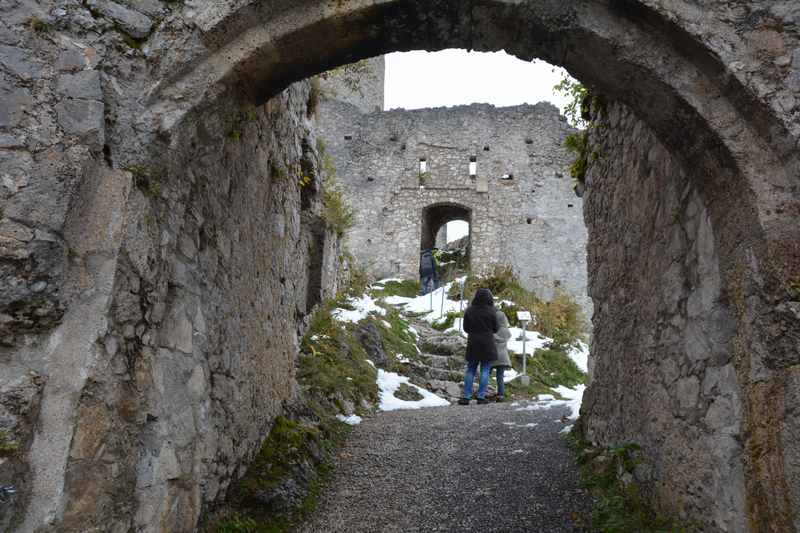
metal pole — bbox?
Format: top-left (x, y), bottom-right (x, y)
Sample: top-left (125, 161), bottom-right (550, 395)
top-left (440, 283), bottom-right (446, 317)
top-left (520, 320), bottom-right (530, 386)
top-left (458, 279), bottom-right (465, 332)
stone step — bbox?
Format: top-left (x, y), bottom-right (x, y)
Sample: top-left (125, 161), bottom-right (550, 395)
top-left (427, 354), bottom-right (453, 369)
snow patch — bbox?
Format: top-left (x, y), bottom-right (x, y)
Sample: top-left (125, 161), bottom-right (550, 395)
top-left (332, 294), bottom-right (387, 323)
top-left (377, 369), bottom-right (450, 411)
top-left (515, 385), bottom-right (585, 421)
top-left (336, 414), bottom-right (363, 426)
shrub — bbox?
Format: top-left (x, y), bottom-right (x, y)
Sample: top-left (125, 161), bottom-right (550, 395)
top-left (451, 265), bottom-right (587, 345)
top-left (321, 156), bottom-right (355, 237)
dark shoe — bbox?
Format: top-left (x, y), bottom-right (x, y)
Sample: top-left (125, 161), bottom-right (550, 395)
top-left (476, 398), bottom-right (489, 405)
top-left (457, 398), bottom-right (470, 405)
top-left (495, 396), bottom-right (505, 403)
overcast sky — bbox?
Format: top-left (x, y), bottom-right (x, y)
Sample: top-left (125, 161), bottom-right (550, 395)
top-left (385, 49), bottom-right (571, 243)
top-left (384, 49), bottom-right (571, 113)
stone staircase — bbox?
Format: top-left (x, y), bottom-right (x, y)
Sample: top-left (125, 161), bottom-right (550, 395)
top-left (399, 319), bottom-right (496, 400)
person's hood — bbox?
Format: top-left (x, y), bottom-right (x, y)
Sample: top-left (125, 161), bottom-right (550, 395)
top-left (496, 309), bottom-right (509, 327)
top-left (472, 288), bottom-right (494, 306)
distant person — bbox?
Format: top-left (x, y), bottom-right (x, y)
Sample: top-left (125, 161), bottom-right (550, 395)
top-left (459, 288), bottom-right (499, 405)
top-left (491, 309), bottom-right (512, 402)
top-left (419, 248), bottom-right (439, 295)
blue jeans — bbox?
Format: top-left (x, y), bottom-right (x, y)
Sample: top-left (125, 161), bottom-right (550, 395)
top-left (463, 360), bottom-right (491, 400)
top-left (420, 274), bottom-right (438, 295)
top-left (495, 367), bottom-right (505, 397)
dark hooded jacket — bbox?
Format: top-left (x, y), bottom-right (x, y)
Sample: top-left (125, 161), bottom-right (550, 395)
top-left (463, 288), bottom-right (499, 362)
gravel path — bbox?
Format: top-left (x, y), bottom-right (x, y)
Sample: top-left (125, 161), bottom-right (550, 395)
top-left (302, 401), bottom-right (592, 532)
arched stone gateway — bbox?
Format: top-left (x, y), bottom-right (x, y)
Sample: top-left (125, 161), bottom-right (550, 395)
top-left (2, 1), bottom-right (798, 531)
top-left (421, 203), bottom-right (470, 253)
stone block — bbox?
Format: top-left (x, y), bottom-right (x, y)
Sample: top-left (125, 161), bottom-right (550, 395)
top-left (57, 71), bottom-right (103, 100)
top-left (0, 87), bottom-right (32, 128)
top-left (56, 99), bottom-right (105, 149)
top-left (0, 45), bottom-right (41, 80)
top-left (86, 0), bottom-right (153, 39)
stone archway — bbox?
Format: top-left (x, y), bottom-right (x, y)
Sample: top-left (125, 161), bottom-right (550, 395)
top-left (420, 203), bottom-right (471, 253)
top-left (5, 1), bottom-right (799, 532)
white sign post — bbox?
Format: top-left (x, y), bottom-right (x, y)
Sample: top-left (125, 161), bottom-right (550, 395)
top-left (516, 311), bottom-right (532, 386)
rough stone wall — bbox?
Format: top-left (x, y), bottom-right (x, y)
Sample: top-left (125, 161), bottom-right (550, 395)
top-left (0, 1), bottom-right (344, 527)
top-left (580, 102), bottom-right (745, 530)
top-left (317, 98), bottom-right (591, 317)
top-left (318, 56), bottom-right (385, 113)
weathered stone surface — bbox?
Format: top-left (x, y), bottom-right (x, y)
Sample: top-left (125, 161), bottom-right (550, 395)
top-left (57, 70), bottom-right (102, 100)
top-left (55, 99), bottom-right (104, 149)
top-left (355, 321), bottom-right (388, 368)
top-left (0, 87), bottom-right (31, 128)
top-left (0, 44), bottom-right (41, 80)
top-left (86, 0), bottom-right (152, 39)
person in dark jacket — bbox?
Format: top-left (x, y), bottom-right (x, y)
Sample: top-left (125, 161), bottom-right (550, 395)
top-left (419, 249), bottom-right (439, 295)
top-left (459, 288), bottom-right (499, 405)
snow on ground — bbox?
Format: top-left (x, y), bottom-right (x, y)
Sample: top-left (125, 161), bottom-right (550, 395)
top-left (515, 385), bottom-right (585, 421)
top-left (567, 342), bottom-right (590, 373)
top-left (332, 294), bottom-right (387, 323)
top-left (373, 278), bottom-right (403, 285)
top-left (336, 414), bottom-right (363, 426)
top-left (507, 327), bottom-right (550, 356)
top-left (376, 369), bottom-right (450, 411)
top-left (383, 280), bottom-right (467, 325)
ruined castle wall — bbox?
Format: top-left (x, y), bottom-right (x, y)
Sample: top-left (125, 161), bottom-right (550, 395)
top-left (317, 98), bottom-right (591, 317)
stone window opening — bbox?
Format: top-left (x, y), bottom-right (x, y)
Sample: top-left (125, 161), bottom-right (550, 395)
top-left (524, 138), bottom-right (533, 145)
top-left (469, 156), bottom-right (477, 177)
top-left (419, 158), bottom-right (428, 175)
top-left (483, 145), bottom-right (490, 151)
top-left (344, 134), bottom-right (353, 140)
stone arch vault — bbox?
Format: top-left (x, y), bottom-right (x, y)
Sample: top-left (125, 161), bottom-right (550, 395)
top-left (3, 1), bottom-right (799, 532)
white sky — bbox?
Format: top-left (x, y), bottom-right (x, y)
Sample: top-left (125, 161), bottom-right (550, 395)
top-left (384, 49), bottom-right (572, 112)
top-left (446, 220), bottom-right (469, 243)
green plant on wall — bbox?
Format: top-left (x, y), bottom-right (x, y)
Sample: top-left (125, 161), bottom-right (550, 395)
top-left (554, 75), bottom-right (588, 128)
top-left (321, 155), bottom-right (355, 236)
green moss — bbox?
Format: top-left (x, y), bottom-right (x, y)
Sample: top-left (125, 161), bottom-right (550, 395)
top-left (126, 165), bottom-right (162, 199)
top-left (238, 417), bottom-right (323, 497)
top-left (0, 431), bottom-right (18, 458)
top-left (215, 514), bottom-right (258, 533)
top-left (28, 16), bottom-right (50, 33)
top-left (394, 383), bottom-right (424, 401)
top-left (370, 279), bottom-right (420, 299)
top-left (431, 311), bottom-right (462, 332)
top-left (567, 434), bottom-right (688, 532)
top-left (299, 300), bottom-right (379, 411)
top-left (228, 130), bottom-right (242, 141)
top-left (372, 307), bottom-right (420, 363)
